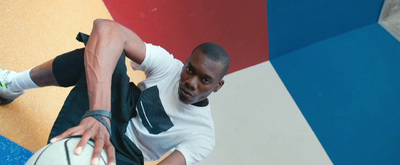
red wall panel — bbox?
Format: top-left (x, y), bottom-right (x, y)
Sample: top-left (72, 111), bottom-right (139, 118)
top-left (103, 0), bottom-right (269, 74)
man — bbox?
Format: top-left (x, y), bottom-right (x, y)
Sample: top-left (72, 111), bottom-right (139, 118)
top-left (0, 19), bottom-right (230, 165)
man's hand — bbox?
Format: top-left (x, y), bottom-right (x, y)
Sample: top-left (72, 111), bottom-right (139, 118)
top-left (50, 117), bottom-right (116, 165)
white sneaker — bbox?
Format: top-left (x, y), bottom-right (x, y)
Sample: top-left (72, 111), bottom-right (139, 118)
top-left (0, 69), bottom-right (25, 105)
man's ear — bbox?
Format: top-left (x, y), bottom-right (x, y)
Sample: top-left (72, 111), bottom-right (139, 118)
top-left (213, 79), bottom-right (225, 92)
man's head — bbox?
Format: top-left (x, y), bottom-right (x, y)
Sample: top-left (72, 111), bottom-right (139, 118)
top-left (179, 42), bottom-right (230, 104)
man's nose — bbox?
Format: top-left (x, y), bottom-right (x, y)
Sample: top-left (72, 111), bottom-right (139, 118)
top-left (186, 76), bottom-right (198, 90)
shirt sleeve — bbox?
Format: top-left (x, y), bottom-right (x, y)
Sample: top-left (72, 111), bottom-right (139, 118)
top-left (130, 43), bottom-right (181, 80)
top-left (175, 132), bottom-right (216, 165)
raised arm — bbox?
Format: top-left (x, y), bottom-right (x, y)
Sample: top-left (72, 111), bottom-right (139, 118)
top-left (85, 19), bottom-right (145, 111)
top-left (86, 20), bottom-right (190, 165)
top-left (51, 19), bottom-right (146, 165)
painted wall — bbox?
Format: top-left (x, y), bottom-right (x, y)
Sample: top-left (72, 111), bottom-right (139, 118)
top-left (3, 0), bottom-right (398, 164)
top-left (103, 1), bottom-right (332, 164)
top-left (103, 0), bottom-right (269, 74)
top-left (200, 62), bottom-right (332, 165)
top-left (269, 0), bottom-right (400, 164)
top-left (0, 1), bottom-right (150, 164)
top-left (0, 0), bottom-right (112, 152)
top-left (272, 24), bottom-right (400, 164)
top-left (267, 0), bottom-right (384, 58)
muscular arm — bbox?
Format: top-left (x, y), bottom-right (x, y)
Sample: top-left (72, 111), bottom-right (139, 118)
top-left (84, 19), bottom-right (146, 164)
top-left (85, 19), bottom-right (146, 111)
top-left (51, 19), bottom-right (146, 165)
top-left (87, 20), bottom-right (192, 165)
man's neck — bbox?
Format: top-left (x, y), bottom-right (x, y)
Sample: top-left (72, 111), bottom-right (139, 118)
top-left (192, 99), bottom-right (209, 107)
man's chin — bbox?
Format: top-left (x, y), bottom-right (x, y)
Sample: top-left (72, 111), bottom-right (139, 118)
top-left (179, 94), bottom-right (193, 104)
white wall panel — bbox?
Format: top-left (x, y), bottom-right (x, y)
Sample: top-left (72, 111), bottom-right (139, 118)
top-left (199, 61), bottom-right (332, 165)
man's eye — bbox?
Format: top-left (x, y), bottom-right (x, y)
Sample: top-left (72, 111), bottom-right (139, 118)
top-left (186, 67), bottom-right (193, 73)
top-left (202, 78), bottom-right (210, 84)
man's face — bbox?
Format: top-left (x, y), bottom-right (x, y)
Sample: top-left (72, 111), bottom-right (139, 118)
top-left (178, 49), bottom-right (225, 104)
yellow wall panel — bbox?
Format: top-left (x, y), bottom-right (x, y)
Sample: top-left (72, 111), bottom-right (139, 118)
top-left (0, 1), bottom-right (158, 163)
top-left (0, 0), bottom-right (112, 152)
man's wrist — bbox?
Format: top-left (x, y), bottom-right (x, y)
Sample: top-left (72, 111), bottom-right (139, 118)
top-left (81, 110), bottom-right (112, 135)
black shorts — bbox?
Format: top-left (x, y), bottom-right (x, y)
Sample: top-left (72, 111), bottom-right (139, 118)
top-left (48, 33), bottom-right (144, 165)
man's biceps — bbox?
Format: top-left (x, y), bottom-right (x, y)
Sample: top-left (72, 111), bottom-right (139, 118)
top-left (120, 26), bottom-right (146, 64)
top-left (124, 41), bottom-right (146, 65)
top-left (158, 150), bottom-right (186, 165)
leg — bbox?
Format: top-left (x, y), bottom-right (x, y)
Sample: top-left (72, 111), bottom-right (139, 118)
top-left (30, 59), bottom-right (59, 87)
top-left (0, 48), bottom-right (85, 104)
top-left (50, 48), bottom-right (85, 87)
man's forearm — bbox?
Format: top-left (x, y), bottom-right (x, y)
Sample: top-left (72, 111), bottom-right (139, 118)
top-left (84, 19), bottom-right (146, 112)
top-left (84, 19), bottom-right (125, 111)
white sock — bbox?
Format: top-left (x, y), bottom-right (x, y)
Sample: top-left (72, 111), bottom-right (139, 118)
top-left (8, 68), bottom-right (39, 92)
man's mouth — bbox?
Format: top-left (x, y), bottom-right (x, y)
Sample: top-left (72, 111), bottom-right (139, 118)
top-left (179, 87), bottom-right (193, 98)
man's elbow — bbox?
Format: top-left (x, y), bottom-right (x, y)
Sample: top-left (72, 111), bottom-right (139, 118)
top-left (93, 19), bottom-right (112, 27)
top-left (92, 19), bottom-right (120, 36)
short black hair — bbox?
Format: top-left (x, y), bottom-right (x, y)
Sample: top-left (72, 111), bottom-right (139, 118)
top-left (194, 42), bottom-right (230, 78)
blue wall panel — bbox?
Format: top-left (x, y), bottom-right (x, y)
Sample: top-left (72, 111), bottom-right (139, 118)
top-left (267, 0), bottom-right (384, 58)
top-left (0, 135), bottom-right (32, 165)
top-left (271, 23), bottom-right (400, 164)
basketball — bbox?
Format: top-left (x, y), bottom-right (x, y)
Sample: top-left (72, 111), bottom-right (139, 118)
top-left (25, 137), bottom-right (107, 165)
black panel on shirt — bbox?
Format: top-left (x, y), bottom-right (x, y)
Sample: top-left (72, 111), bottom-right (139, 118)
top-left (136, 86), bottom-right (174, 134)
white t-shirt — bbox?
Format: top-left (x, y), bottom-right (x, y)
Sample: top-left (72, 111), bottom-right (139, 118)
top-left (125, 43), bottom-right (215, 165)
